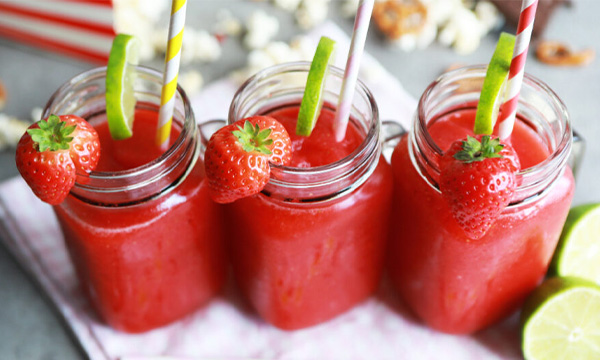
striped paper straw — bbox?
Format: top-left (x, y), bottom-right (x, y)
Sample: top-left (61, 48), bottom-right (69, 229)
top-left (333, 0), bottom-right (375, 142)
top-left (498, 0), bottom-right (538, 140)
top-left (156, 0), bottom-right (187, 149)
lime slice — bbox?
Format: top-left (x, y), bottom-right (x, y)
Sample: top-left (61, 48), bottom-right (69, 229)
top-left (296, 36), bottom-right (336, 137)
top-left (474, 32), bottom-right (515, 135)
top-left (551, 203), bottom-right (600, 284)
top-left (106, 34), bottom-right (140, 140)
top-left (521, 276), bottom-right (600, 360)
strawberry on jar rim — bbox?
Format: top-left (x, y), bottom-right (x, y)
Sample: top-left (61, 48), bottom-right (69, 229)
top-left (204, 116), bottom-right (292, 204)
top-left (15, 114), bottom-right (100, 205)
top-left (58, 114), bottom-right (101, 175)
top-left (440, 135), bottom-right (521, 240)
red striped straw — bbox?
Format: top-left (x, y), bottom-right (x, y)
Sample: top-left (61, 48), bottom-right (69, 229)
top-left (333, 0), bottom-right (375, 142)
top-left (498, 0), bottom-right (539, 140)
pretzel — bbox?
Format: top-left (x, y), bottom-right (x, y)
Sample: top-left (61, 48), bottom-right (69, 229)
top-left (536, 41), bottom-right (595, 66)
top-left (373, 0), bottom-right (428, 40)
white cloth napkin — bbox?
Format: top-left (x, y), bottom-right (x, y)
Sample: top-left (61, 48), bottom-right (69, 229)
top-left (0, 22), bottom-right (522, 360)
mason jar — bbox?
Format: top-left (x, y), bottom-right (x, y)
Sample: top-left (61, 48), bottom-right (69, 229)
top-left (222, 62), bottom-right (393, 330)
top-left (43, 66), bottom-right (227, 333)
top-left (387, 65), bottom-right (576, 334)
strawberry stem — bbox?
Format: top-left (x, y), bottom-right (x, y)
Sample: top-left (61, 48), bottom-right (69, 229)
top-left (232, 120), bottom-right (273, 155)
top-left (453, 135), bottom-right (504, 163)
top-left (27, 114), bottom-right (76, 152)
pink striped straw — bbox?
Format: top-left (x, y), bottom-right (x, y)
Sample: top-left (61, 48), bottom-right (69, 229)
top-left (333, 0), bottom-right (374, 142)
top-left (498, 0), bottom-right (538, 140)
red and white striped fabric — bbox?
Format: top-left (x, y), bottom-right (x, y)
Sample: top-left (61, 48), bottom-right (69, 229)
top-left (0, 0), bottom-right (115, 63)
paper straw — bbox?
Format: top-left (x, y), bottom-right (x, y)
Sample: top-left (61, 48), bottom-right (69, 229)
top-left (333, 0), bottom-right (374, 142)
top-left (498, 0), bottom-right (538, 140)
top-left (156, 0), bottom-right (187, 149)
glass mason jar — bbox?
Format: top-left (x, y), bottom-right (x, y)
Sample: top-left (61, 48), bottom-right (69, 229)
top-left (223, 62), bottom-right (393, 330)
top-left (387, 65), bottom-right (576, 334)
top-left (43, 66), bottom-right (227, 333)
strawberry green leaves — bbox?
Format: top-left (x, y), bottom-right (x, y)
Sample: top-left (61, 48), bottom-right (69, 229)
top-left (232, 120), bottom-right (274, 155)
top-left (452, 135), bottom-right (505, 163)
top-left (27, 114), bottom-right (76, 152)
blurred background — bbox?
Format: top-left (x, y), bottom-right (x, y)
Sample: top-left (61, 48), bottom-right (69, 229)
top-left (0, 0), bottom-right (598, 358)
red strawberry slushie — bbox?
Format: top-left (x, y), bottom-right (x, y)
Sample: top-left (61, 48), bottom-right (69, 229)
top-left (388, 92), bottom-right (575, 333)
top-left (226, 103), bottom-right (393, 330)
top-left (54, 108), bottom-right (226, 332)
top-left (47, 67), bottom-right (226, 333)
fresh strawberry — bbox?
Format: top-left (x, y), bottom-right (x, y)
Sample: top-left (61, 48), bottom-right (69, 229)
top-left (204, 116), bottom-right (292, 204)
top-left (439, 135), bottom-right (521, 240)
top-left (58, 114), bottom-right (101, 175)
top-left (15, 114), bottom-right (100, 205)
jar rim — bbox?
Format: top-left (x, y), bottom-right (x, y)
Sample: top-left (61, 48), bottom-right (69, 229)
top-left (43, 65), bottom-right (195, 182)
top-left (417, 64), bottom-right (571, 179)
top-left (228, 61), bottom-right (383, 202)
top-left (230, 61), bottom-right (380, 177)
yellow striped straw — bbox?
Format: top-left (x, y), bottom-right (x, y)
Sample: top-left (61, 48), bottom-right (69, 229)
top-left (156, 0), bottom-right (187, 148)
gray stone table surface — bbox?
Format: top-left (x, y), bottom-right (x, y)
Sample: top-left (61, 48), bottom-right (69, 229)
top-left (0, 1), bottom-right (598, 359)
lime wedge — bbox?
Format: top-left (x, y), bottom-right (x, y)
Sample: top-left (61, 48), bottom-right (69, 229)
top-left (474, 32), bottom-right (515, 135)
top-left (106, 34), bottom-right (140, 140)
top-left (297, 36), bottom-right (336, 137)
top-left (551, 203), bottom-right (600, 284)
top-left (521, 277), bottom-right (600, 360)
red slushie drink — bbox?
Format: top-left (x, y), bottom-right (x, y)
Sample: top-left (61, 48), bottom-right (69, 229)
top-left (225, 63), bottom-right (393, 330)
top-left (45, 67), bottom-right (226, 333)
top-left (387, 66), bottom-right (575, 334)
